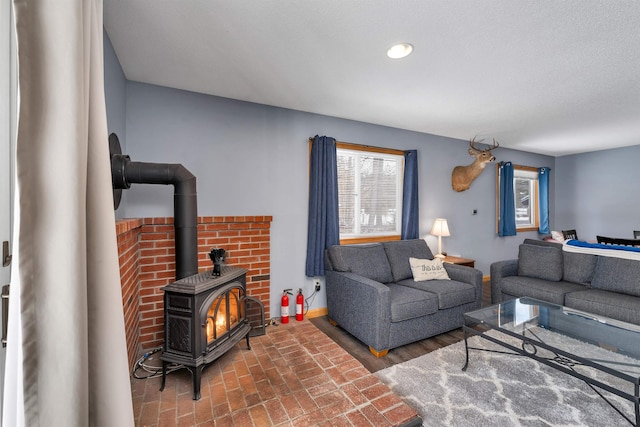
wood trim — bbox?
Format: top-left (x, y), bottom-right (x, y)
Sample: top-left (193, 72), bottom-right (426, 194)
top-left (307, 137), bottom-right (405, 156)
top-left (495, 162), bottom-right (542, 234)
top-left (514, 164), bottom-right (539, 173)
top-left (308, 137), bottom-right (405, 244)
top-left (368, 347), bottom-right (389, 358)
top-left (495, 163), bottom-right (500, 234)
top-left (305, 307), bottom-right (328, 319)
top-left (340, 235), bottom-right (401, 245)
top-left (309, 138), bottom-right (404, 156)
top-left (533, 181), bottom-right (540, 229)
top-left (336, 141), bottom-right (405, 156)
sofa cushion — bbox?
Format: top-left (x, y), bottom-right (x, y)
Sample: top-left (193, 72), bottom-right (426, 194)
top-left (387, 284), bottom-right (439, 322)
top-left (383, 239), bottom-right (434, 282)
top-left (500, 276), bottom-right (587, 305)
top-left (326, 244), bottom-right (393, 284)
top-left (398, 279), bottom-right (476, 309)
top-left (562, 252), bottom-right (597, 285)
top-left (517, 244), bottom-right (563, 281)
top-left (565, 289), bottom-right (640, 326)
top-left (591, 256), bottom-right (640, 297)
top-left (409, 257), bottom-right (450, 281)
top-left (522, 238), bottom-right (562, 248)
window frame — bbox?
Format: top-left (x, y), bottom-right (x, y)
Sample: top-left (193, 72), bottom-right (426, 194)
top-left (495, 164), bottom-right (540, 233)
top-left (336, 142), bottom-right (405, 245)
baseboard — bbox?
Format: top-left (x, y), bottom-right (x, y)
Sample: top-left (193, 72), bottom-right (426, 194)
top-left (306, 307), bottom-right (328, 319)
top-left (482, 275), bottom-right (491, 306)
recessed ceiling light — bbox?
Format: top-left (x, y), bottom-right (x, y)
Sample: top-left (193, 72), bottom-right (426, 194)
top-left (387, 43), bottom-right (413, 59)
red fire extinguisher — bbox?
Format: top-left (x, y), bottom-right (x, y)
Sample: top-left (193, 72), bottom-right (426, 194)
top-left (296, 289), bottom-right (304, 321)
top-left (281, 289), bottom-right (292, 324)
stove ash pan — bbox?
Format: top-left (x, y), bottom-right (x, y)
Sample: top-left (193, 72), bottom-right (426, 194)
top-left (160, 265), bottom-right (251, 400)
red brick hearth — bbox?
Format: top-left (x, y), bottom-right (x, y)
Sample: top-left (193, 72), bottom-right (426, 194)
top-left (116, 216), bottom-right (272, 370)
top-left (131, 320), bottom-right (420, 427)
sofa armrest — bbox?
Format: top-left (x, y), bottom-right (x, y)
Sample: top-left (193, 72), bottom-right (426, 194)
top-left (490, 259), bottom-right (518, 304)
top-left (325, 270), bottom-right (391, 351)
top-left (443, 264), bottom-right (483, 305)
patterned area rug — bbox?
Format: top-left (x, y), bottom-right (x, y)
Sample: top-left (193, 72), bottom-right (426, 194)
top-left (375, 329), bottom-right (637, 427)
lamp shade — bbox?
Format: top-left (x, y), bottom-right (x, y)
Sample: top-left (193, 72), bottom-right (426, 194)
top-left (430, 218), bottom-right (450, 237)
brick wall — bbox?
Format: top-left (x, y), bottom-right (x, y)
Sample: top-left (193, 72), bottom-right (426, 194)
top-left (116, 218), bottom-right (143, 370)
top-left (116, 216), bottom-right (272, 370)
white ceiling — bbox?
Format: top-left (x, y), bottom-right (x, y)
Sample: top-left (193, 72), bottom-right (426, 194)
top-left (104, 0), bottom-right (640, 157)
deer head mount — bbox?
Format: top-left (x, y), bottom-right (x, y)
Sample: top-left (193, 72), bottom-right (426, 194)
top-left (451, 137), bottom-right (500, 192)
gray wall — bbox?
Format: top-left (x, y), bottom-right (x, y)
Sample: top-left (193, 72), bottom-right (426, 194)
top-left (103, 30), bottom-right (640, 321)
top-left (555, 145), bottom-right (640, 241)
top-left (104, 31), bottom-right (126, 151)
top-left (117, 80), bottom-right (555, 316)
top-left (103, 31), bottom-right (127, 217)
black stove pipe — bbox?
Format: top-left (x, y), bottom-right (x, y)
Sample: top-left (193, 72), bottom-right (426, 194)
top-left (110, 134), bottom-right (198, 280)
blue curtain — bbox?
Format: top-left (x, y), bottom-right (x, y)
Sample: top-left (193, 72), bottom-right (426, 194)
top-left (498, 161), bottom-right (517, 236)
top-left (401, 150), bottom-right (419, 240)
top-left (538, 167), bottom-right (551, 234)
top-left (305, 135), bottom-right (340, 277)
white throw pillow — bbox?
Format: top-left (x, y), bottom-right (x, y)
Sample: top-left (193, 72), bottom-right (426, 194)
top-left (550, 230), bottom-right (565, 242)
top-left (409, 257), bottom-right (451, 281)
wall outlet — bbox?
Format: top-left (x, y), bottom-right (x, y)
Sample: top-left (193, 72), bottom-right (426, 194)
top-left (314, 280), bottom-right (321, 292)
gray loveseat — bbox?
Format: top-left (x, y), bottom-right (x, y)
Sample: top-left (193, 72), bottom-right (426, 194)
top-left (491, 238), bottom-right (640, 326)
top-left (324, 239), bottom-right (483, 357)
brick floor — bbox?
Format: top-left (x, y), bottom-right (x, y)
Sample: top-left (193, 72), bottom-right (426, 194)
top-left (131, 320), bottom-right (420, 426)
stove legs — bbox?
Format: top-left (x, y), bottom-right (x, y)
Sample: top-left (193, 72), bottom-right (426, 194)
top-left (159, 323), bottom-right (253, 400)
top-left (160, 361), bottom-right (167, 391)
top-left (190, 366), bottom-right (205, 400)
top-left (159, 361), bottom-right (204, 400)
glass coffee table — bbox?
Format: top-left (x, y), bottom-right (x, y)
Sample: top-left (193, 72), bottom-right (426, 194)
top-left (463, 297), bottom-right (640, 426)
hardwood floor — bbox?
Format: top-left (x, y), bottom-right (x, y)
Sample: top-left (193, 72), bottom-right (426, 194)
top-left (309, 277), bottom-right (491, 373)
top-left (309, 316), bottom-right (465, 373)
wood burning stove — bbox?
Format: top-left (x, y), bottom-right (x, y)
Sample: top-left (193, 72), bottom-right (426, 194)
top-left (160, 265), bottom-right (251, 400)
top-left (109, 134), bottom-right (266, 398)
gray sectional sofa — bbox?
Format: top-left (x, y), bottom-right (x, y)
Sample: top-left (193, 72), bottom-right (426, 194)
top-left (324, 239), bottom-right (483, 357)
top-left (491, 238), bottom-right (640, 326)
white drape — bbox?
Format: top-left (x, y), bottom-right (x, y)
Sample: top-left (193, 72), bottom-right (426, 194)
top-left (5, 1), bottom-right (134, 425)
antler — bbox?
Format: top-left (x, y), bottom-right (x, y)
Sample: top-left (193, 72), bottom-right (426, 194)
top-left (469, 136), bottom-right (499, 151)
top-left (469, 136), bottom-right (485, 150)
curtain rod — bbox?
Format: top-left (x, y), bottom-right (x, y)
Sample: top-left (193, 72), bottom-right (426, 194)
top-left (308, 137), bottom-right (404, 155)
top-left (498, 161), bottom-right (540, 172)
top-left (307, 137), bottom-right (373, 148)
top-left (308, 137), bottom-right (346, 145)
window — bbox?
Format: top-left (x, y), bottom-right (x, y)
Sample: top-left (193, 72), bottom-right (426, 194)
top-left (496, 164), bottom-right (539, 232)
top-left (336, 144), bottom-right (404, 243)
top-left (514, 168), bottom-right (538, 229)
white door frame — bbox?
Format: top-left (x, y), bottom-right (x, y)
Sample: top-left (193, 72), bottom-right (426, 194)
top-left (1, 1), bottom-right (17, 423)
